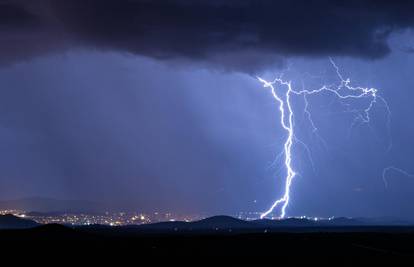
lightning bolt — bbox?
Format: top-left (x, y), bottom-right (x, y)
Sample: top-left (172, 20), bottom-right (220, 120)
top-left (258, 58), bottom-right (390, 219)
top-left (257, 76), bottom-right (296, 219)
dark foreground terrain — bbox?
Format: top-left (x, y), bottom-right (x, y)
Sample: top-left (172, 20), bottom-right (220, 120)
top-left (1, 223), bottom-right (414, 265)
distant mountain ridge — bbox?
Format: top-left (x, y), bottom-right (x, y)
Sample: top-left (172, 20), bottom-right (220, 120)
top-left (0, 197), bottom-right (104, 213)
top-left (0, 214), bottom-right (413, 231)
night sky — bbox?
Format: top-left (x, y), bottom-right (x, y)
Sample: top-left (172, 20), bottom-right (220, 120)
top-left (1, 0), bottom-right (414, 219)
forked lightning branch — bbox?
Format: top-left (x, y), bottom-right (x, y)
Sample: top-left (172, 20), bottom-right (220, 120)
top-left (257, 59), bottom-right (390, 219)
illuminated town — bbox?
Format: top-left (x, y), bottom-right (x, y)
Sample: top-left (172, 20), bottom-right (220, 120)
top-left (1, 209), bottom-right (333, 226)
top-left (0, 209), bottom-right (208, 226)
top-left (0, 210), bottom-right (261, 226)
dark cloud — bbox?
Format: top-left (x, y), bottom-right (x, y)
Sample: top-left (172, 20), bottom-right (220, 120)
top-left (0, 1), bottom-right (36, 26)
top-left (1, 0), bottom-right (414, 72)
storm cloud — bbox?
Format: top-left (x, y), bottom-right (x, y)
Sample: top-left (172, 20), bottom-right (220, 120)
top-left (1, 0), bottom-right (414, 72)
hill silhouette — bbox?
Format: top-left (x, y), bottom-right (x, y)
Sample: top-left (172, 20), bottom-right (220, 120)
top-left (135, 215), bottom-right (249, 231)
top-left (143, 216), bottom-right (414, 231)
top-left (0, 214), bottom-right (39, 229)
top-left (125, 215), bottom-right (413, 233)
top-left (1, 214), bottom-right (412, 231)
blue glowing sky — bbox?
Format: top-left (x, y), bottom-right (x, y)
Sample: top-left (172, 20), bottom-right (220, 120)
top-left (1, 1), bottom-right (414, 218)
